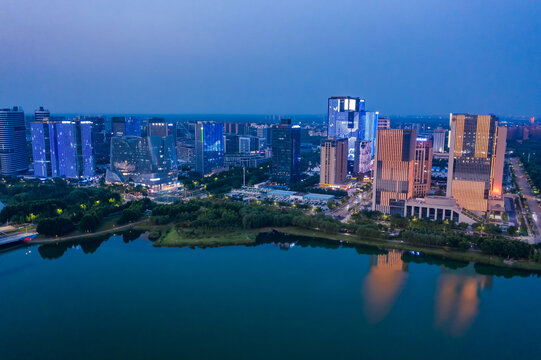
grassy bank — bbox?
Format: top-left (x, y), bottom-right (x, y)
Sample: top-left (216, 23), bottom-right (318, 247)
top-left (152, 225), bottom-right (541, 272)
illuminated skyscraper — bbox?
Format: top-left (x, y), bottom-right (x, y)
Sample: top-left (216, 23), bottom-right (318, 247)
top-left (413, 138), bottom-right (433, 197)
top-left (360, 111), bottom-right (379, 155)
top-left (271, 119), bottom-right (301, 185)
top-left (195, 122), bottom-right (224, 175)
top-left (372, 129), bottom-right (416, 214)
top-left (327, 96), bottom-right (365, 163)
top-left (0, 107), bottom-right (29, 175)
top-left (319, 138), bottom-right (348, 188)
top-left (447, 114), bottom-right (507, 213)
top-left (32, 118), bottom-right (95, 178)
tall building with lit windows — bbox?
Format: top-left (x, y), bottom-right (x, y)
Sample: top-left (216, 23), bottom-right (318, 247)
top-left (447, 114), bottom-right (507, 213)
top-left (413, 138), bottom-right (433, 197)
top-left (271, 119), bottom-right (301, 185)
top-left (0, 106), bottom-right (29, 175)
top-left (319, 138), bottom-right (348, 188)
top-left (31, 117), bottom-right (94, 178)
top-left (372, 129), bottom-right (417, 214)
top-left (195, 122), bottom-right (224, 175)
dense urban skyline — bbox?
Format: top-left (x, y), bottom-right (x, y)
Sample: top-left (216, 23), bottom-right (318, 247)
top-left (1, 0), bottom-right (539, 116)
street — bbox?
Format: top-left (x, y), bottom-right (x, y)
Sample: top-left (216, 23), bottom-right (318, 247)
top-left (511, 157), bottom-right (541, 244)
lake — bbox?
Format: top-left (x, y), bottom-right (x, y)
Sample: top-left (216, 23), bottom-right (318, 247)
top-left (1, 234), bottom-right (540, 359)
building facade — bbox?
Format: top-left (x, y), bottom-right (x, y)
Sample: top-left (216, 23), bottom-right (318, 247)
top-left (447, 114), bottom-right (507, 213)
top-left (271, 119), bottom-right (301, 185)
top-left (432, 127), bottom-right (447, 153)
top-left (0, 107), bottom-right (29, 175)
top-left (377, 117), bottom-right (390, 130)
top-left (354, 140), bottom-right (372, 175)
top-left (319, 138), bottom-right (348, 188)
top-left (195, 122), bottom-right (224, 175)
top-left (372, 129), bottom-right (417, 214)
top-left (413, 138), bottom-right (433, 197)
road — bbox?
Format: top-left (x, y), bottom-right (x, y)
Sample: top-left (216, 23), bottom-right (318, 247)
top-left (511, 157), bottom-right (541, 243)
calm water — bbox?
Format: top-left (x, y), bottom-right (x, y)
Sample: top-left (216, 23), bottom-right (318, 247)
top-left (1, 235), bottom-right (540, 360)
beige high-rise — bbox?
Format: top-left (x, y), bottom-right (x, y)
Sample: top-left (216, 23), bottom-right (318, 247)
top-left (447, 114), bottom-right (507, 213)
top-left (413, 138), bottom-right (433, 197)
top-left (320, 138), bottom-right (348, 187)
top-left (372, 129), bottom-right (416, 214)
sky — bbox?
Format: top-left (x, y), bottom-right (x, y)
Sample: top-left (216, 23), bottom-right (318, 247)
top-left (0, 0), bottom-right (539, 116)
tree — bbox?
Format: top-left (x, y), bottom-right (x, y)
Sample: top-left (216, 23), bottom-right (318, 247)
top-left (80, 214), bottom-right (100, 232)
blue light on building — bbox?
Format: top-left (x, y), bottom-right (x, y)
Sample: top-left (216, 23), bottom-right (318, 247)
top-left (195, 122), bottom-right (224, 175)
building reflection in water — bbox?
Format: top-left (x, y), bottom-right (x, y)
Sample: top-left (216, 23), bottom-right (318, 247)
top-left (362, 249), bottom-right (409, 323)
top-left (434, 264), bottom-right (492, 336)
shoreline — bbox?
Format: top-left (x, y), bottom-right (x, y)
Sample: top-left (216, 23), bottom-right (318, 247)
top-left (27, 221), bottom-right (541, 273)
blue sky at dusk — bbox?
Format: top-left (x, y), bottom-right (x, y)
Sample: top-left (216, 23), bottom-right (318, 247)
top-left (0, 0), bottom-right (539, 116)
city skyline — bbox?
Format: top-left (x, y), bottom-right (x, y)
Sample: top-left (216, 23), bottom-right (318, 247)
top-left (1, 0), bottom-right (539, 116)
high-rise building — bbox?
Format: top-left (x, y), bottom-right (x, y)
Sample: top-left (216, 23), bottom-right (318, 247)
top-left (413, 138), bottom-right (433, 197)
top-left (271, 119), bottom-right (301, 185)
top-left (319, 138), bottom-right (348, 188)
top-left (0, 107), bottom-right (29, 175)
top-left (327, 96), bottom-right (365, 164)
top-left (238, 136), bottom-right (251, 154)
top-left (378, 117), bottom-right (391, 130)
top-left (447, 114), bottom-right (507, 213)
top-left (372, 129), bottom-right (417, 215)
top-left (35, 107), bottom-right (50, 123)
top-left (147, 118), bottom-right (168, 137)
top-left (360, 111), bottom-right (379, 155)
top-left (433, 127), bottom-right (447, 153)
top-left (195, 122), bottom-right (224, 175)
top-left (32, 118), bottom-right (95, 178)
top-left (354, 140), bottom-right (372, 175)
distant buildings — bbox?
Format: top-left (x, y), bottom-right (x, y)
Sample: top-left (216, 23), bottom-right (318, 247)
top-left (413, 138), bottom-right (433, 197)
top-left (319, 138), bottom-right (348, 188)
top-left (372, 129), bottom-right (417, 214)
top-left (31, 117), bottom-right (95, 178)
top-left (447, 114), bottom-right (507, 213)
top-left (195, 122), bottom-right (224, 175)
top-left (0, 107), bottom-right (29, 175)
top-left (271, 119), bottom-right (301, 185)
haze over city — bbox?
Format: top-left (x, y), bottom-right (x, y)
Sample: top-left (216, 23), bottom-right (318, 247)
top-left (1, 0), bottom-right (539, 115)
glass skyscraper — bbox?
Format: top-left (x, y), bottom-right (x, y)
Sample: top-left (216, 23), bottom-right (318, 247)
top-left (31, 118), bottom-right (95, 178)
top-left (271, 119), bottom-right (301, 185)
top-left (195, 122), bottom-right (224, 175)
top-left (327, 97), bottom-right (379, 166)
top-left (0, 106), bottom-right (29, 175)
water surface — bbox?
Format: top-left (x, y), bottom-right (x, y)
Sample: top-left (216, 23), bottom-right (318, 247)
top-left (1, 236), bottom-right (540, 359)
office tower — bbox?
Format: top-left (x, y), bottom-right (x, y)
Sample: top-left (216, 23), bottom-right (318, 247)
top-left (319, 138), bottom-right (348, 187)
top-left (413, 138), bottom-right (433, 197)
top-left (354, 140), bottom-right (372, 175)
top-left (0, 106), bottom-right (29, 175)
top-left (238, 136), bottom-right (251, 154)
top-left (372, 129), bottom-right (416, 214)
top-left (224, 122), bottom-right (249, 135)
top-left (35, 107), bottom-right (50, 123)
top-left (271, 119), bottom-right (301, 185)
top-left (433, 127), bottom-right (447, 153)
top-left (378, 117), bottom-right (390, 130)
top-left (328, 96), bottom-right (365, 164)
top-left (360, 111), bottom-right (379, 155)
top-left (32, 118), bottom-right (95, 178)
top-left (31, 116), bottom-right (60, 177)
top-left (224, 134), bottom-right (239, 154)
top-left (147, 118), bottom-right (168, 137)
top-left (195, 122), bottom-right (224, 175)
top-left (447, 114), bottom-right (507, 212)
